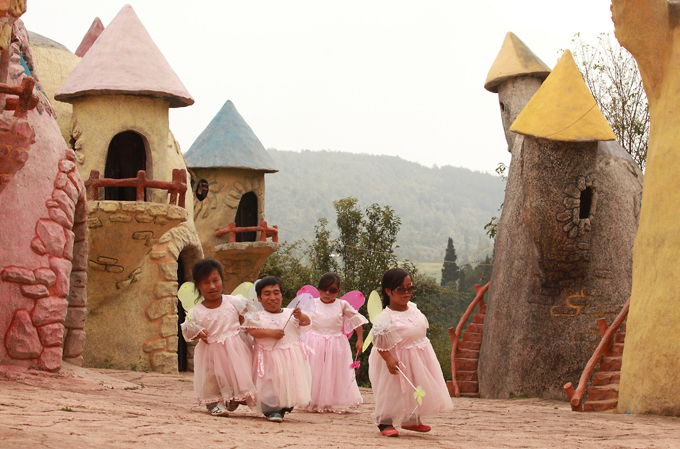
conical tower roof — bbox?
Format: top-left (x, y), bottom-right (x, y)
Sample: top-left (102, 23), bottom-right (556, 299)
top-left (184, 100), bottom-right (278, 173)
top-left (484, 32), bottom-right (551, 93)
top-left (510, 50), bottom-right (616, 142)
top-left (75, 17), bottom-right (105, 57)
top-left (55, 4), bottom-right (193, 108)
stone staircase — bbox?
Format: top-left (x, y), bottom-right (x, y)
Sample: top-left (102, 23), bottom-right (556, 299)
top-left (453, 304), bottom-right (486, 398)
top-left (583, 327), bottom-right (625, 411)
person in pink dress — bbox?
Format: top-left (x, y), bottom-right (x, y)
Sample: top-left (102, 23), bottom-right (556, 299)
top-left (305, 272), bottom-right (368, 413)
top-left (180, 258), bottom-right (257, 416)
top-left (244, 276), bottom-right (313, 422)
top-left (368, 267), bottom-right (453, 437)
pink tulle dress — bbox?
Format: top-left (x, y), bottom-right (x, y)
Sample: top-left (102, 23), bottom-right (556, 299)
top-left (368, 302), bottom-right (453, 426)
top-left (243, 308), bottom-right (312, 413)
top-left (305, 297), bottom-right (368, 412)
top-left (180, 295), bottom-right (257, 407)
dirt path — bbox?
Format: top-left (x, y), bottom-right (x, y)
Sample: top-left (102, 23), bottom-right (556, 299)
top-left (0, 364), bottom-right (678, 448)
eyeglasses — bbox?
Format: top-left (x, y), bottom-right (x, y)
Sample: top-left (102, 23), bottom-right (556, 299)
top-left (320, 287), bottom-right (339, 294)
top-left (393, 285), bottom-right (415, 295)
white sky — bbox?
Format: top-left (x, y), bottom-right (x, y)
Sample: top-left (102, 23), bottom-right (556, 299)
top-left (23, 0), bottom-right (615, 174)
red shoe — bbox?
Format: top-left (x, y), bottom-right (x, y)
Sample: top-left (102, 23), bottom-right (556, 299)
top-left (402, 424), bottom-right (431, 432)
top-left (379, 426), bottom-right (399, 437)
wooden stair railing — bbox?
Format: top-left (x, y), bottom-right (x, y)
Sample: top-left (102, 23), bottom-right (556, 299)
top-left (564, 297), bottom-right (630, 412)
top-left (448, 282), bottom-right (490, 398)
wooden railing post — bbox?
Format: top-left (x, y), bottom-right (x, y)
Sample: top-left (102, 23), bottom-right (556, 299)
top-left (87, 170), bottom-right (101, 201)
top-left (136, 170), bottom-right (145, 202)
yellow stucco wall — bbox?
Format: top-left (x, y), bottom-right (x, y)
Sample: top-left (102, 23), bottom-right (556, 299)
top-left (613, 0), bottom-right (680, 415)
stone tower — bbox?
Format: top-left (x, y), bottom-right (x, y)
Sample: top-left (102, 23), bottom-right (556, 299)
top-left (184, 100), bottom-right (279, 293)
top-left (478, 50), bottom-right (643, 399)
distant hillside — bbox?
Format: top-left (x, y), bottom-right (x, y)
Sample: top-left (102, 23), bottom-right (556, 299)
top-left (263, 149), bottom-right (505, 265)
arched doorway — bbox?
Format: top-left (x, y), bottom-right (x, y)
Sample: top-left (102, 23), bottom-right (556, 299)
top-left (176, 257), bottom-right (188, 372)
top-left (235, 191), bottom-right (258, 242)
top-left (104, 131), bottom-right (147, 201)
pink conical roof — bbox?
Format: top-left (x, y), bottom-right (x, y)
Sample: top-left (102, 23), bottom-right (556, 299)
top-left (75, 17), bottom-right (105, 57)
top-left (55, 4), bottom-right (193, 108)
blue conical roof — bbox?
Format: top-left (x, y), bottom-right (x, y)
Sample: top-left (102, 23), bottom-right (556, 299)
top-left (185, 100), bottom-right (277, 172)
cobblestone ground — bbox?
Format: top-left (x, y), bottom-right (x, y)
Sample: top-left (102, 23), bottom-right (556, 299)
top-left (0, 364), bottom-right (678, 448)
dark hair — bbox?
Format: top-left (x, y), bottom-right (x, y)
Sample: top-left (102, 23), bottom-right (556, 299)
top-left (381, 267), bottom-right (411, 308)
top-left (191, 258), bottom-right (224, 298)
top-left (256, 276), bottom-right (283, 298)
top-left (318, 272), bottom-right (342, 291)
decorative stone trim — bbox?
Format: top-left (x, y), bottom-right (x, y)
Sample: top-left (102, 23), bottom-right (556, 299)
top-left (556, 174), bottom-right (597, 240)
top-left (138, 222), bottom-right (203, 374)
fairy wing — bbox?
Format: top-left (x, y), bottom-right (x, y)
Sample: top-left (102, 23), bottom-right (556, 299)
top-left (231, 281), bottom-right (253, 298)
top-left (297, 285), bottom-right (320, 298)
top-left (177, 281), bottom-right (201, 312)
top-left (362, 290), bottom-right (382, 352)
top-left (287, 292), bottom-right (316, 315)
top-left (341, 290), bottom-right (365, 311)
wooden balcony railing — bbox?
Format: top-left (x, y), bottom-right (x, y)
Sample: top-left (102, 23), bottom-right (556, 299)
top-left (449, 282), bottom-right (490, 397)
top-left (214, 220), bottom-right (279, 243)
top-left (564, 297), bottom-right (630, 411)
top-left (85, 169), bottom-right (187, 208)
top-left (0, 77), bottom-right (39, 118)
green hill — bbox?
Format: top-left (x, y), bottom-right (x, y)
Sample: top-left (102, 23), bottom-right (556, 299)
top-left (263, 149), bottom-right (505, 269)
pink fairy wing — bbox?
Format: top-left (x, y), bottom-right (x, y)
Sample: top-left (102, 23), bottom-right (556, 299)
top-left (342, 290), bottom-right (365, 311)
top-left (297, 285), bottom-right (319, 298)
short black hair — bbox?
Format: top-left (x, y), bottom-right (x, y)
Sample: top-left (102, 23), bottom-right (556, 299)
top-left (381, 267), bottom-right (411, 308)
top-left (318, 272), bottom-right (342, 291)
top-left (191, 258), bottom-right (224, 298)
top-left (256, 276), bottom-right (283, 298)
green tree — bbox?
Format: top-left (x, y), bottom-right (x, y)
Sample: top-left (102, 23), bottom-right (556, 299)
top-left (440, 237), bottom-right (460, 287)
top-left (569, 32), bottom-right (649, 170)
top-left (258, 241), bottom-right (314, 303)
top-left (309, 217), bottom-right (338, 276)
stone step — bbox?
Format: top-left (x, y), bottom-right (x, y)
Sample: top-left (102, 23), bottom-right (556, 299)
top-left (458, 340), bottom-right (481, 351)
top-left (600, 356), bottom-right (622, 372)
top-left (588, 384), bottom-right (619, 401)
top-left (462, 332), bottom-right (483, 342)
top-left (455, 358), bottom-right (478, 371)
top-left (467, 323), bottom-right (484, 333)
top-left (609, 343), bottom-right (624, 356)
top-left (455, 370), bottom-right (478, 382)
top-left (593, 371), bottom-right (620, 386)
top-left (584, 399), bottom-right (618, 412)
top-left (614, 332), bottom-right (626, 344)
top-left (472, 314), bottom-right (485, 324)
top-left (455, 348), bottom-right (480, 359)
top-left (479, 304), bottom-right (487, 314)
top-left (459, 392), bottom-right (480, 398)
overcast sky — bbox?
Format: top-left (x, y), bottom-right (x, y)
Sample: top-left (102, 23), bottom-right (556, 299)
top-left (23, 1), bottom-right (616, 174)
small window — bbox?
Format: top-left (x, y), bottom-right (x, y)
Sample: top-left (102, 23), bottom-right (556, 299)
top-left (196, 179), bottom-right (209, 201)
top-left (580, 187), bottom-right (593, 219)
top-left (499, 102), bottom-right (505, 112)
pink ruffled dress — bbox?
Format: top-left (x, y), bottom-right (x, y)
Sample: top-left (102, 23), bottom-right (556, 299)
top-left (368, 302), bottom-right (453, 426)
top-left (180, 295), bottom-right (257, 407)
top-left (305, 297), bottom-right (368, 412)
top-left (243, 309), bottom-right (312, 413)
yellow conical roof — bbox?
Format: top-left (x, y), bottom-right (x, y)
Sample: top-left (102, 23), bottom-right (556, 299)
top-left (510, 50), bottom-right (616, 142)
top-left (484, 32), bottom-right (551, 93)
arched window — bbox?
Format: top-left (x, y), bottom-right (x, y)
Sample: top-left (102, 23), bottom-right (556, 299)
top-left (104, 131), bottom-right (146, 201)
top-left (235, 192), bottom-right (258, 242)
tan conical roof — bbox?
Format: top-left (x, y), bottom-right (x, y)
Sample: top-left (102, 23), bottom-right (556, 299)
top-left (484, 32), bottom-right (551, 93)
top-left (55, 4), bottom-right (193, 108)
top-left (510, 50), bottom-right (616, 142)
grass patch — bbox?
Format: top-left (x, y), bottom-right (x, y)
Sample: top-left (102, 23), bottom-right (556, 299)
top-left (509, 392), bottom-right (530, 399)
top-left (60, 406), bottom-right (74, 412)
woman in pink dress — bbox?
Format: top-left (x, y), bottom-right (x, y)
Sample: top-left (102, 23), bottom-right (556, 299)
top-left (244, 276), bottom-right (313, 422)
top-left (305, 272), bottom-right (368, 413)
top-left (368, 267), bottom-right (453, 437)
top-left (180, 258), bottom-right (257, 416)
